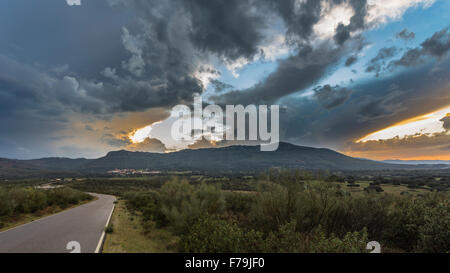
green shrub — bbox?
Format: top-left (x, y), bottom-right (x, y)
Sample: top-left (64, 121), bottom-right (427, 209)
top-left (105, 224), bottom-right (114, 234)
top-left (0, 187), bottom-right (92, 221)
top-left (382, 198), bottom-right (427, 251)
top-left (224, 192), bottom-right (255, 215)
top-left (308, 227), bottom-right (369, 253)
top-left (264, 220), bottom-right (303, 252)
top-left (416, 201), bottom-right (449, 253)
top-left (159, 179), bottom-right (225, 234)
top-left (180, 216), bottom-right (263, 253)
top-left (250, 181), bottom-right (297, 232)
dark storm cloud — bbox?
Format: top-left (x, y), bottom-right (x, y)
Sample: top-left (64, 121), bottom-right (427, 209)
top-left (100, 133), bottom-right (132, 148)
top-left (313, 85), bottom-right (352, 109)
top-left (392, 48), bottom-right (423, 67)
top-left (278, 59), bottom-right (450, 150)
top-left (2, 0), bottom-right (448, 159)
top-left (0, 0), bottom-right (207, 116)
top-left (0, 1), bottom-right (130, 78)
top-left (365, 47), bottom-right (397, 75)
top-left (396, 29), bottom-right (415, 41)
top-left (392, 27), bottom-right (450, 67)
top-left (441, 115), bottom-right (450, 130)
top-left (355, 85), bottom-right (406, 122)
top-left (211, 37), bottom-right (366, 105)
top-left (183, 0), bottom-right (266, 60)
top-left (211, 44), bottom-right (342, 105)
top-left (421, 27), bottom-right (450, 58)
top-left (210, 79), bottom-right (234, 93)
top-left (333, 0), bottom-right (368, 45)
top-left (370, 47), bottom-right (398, 64)
top-left (113, 0), bottom-right (361, 109)
top-left (264, 0), bottom-right (322, 42)
top-left (1, 0), bottom-right (373, 118)
top-left (345, 56), bottom-right (358, 66)
top-left (208, 0), bottom-right (371, 105)
top-left (109, 0), bottom-right (270, 63)
top-left (95, 0), bottom-right (273, 110)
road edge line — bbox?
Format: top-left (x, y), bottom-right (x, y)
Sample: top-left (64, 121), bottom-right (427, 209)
top-left (95, 198), bottom-right (116, 254)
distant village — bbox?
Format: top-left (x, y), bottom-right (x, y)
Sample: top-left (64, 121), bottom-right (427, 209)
top-left (107, 169), bottom-right (161, 176)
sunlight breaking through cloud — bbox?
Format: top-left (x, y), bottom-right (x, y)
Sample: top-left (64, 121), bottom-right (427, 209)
top-left (358, 105), bottom-right (450, 142)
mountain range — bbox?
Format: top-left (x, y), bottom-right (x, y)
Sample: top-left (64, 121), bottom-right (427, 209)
top-left (0, 142), bottom-right (448, 179)
top-left (383, 160), bottom-right (450, 165)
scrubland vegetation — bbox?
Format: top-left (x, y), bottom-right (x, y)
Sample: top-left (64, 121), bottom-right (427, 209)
top-left (118, 171), bottom-right (449, 253)
top-left (0, 187), bottom-right (93, 230)
top-left (2, 169), bottom-right (448, 253)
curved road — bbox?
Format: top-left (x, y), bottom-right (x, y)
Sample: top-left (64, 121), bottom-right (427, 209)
top-left (0, 193), bottom-right (116, 253)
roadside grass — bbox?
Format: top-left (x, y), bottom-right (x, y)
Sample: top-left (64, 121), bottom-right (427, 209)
top-left (0, 197), bottom-right (97, 232)
top-left (102, 200), bottom-right (178, 253)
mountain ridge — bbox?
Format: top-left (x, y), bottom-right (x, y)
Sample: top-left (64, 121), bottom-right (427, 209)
top-left (0, 142), bottom-right (448, 179)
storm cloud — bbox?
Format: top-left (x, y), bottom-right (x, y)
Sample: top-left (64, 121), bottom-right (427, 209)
top-left (0, 0), bottom-right (448, 159)
top-left (396, 29), bottom-right (415, 41)
top-left (211, 37), bottom-right (366, 105)
top-left (313, 85), bottom-right (352, 109)
top-left (278, 58), bottom-right (450, 151)
top-left (366, 47), bottom-right (397, 75)
top-left (441, 114), bottom-right (450, 131)
top-left (392, 27), bottom-right (450, 67)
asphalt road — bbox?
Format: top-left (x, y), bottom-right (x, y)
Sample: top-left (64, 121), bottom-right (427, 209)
top-left (0, 193), bottom-right (116, 253)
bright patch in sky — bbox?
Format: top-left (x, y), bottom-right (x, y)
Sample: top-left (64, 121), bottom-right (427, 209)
top-left (366, 0), bottom-right (435, 26)
top-left (129, 121), bottom-right (162, 143)
top-left (66, 0), bottom-right (81, 6)
top-left (314, 1), bottom-right (354, 39)
top-left (359, 105), bottom-right (450, 142)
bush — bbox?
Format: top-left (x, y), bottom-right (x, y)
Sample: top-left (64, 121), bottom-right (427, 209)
top-left (180, 216), bottom-right (263, 253)
top-left (416, 201), bottom-right (449, 253)
top-left (105, 224), bottom-right (114, 234)
top-left (224, 192), bottom-right (255, 215)
top-left (0, 186), bottom-right (92, 221)
top-left (308, 227), bottom-right (369, 253)
top-left (382, 198), bottom-right (427, 251)
top-left (159, 179), bottom-right (225, 234)
top-left (264, 220), bottom-right (303, 252)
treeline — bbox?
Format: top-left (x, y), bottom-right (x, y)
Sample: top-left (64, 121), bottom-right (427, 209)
top-left (344, 170), bottom-right (450, 192)
top-left (68, 177), bottom-right (168, 196)
top-left (68, 175), bottom-right (257, 195)
top-left (124, 173), bottom-right (449, 253)
top-left (0, 187), bottom-right (93, 228)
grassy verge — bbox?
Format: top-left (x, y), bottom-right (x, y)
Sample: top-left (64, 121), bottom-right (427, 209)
top-left (0, 197), bottom-right (97, 232)
top-left (102, 200), bottom-right (178, 253)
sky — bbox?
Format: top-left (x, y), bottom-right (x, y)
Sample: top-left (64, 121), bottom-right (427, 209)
top-left (0, 0), bottom-right (449, 160)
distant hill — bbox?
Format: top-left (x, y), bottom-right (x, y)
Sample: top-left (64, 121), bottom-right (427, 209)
top-left (384, 160), bottom-right (450, 165)
top-left (0, 143), bottom-right (448, 179)
top-left (79, 142), bottom-right (446, 173)
top-left (24, 157), bottom-right (92, 170)
top-left (0, 158), bottom-right (80, 179)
